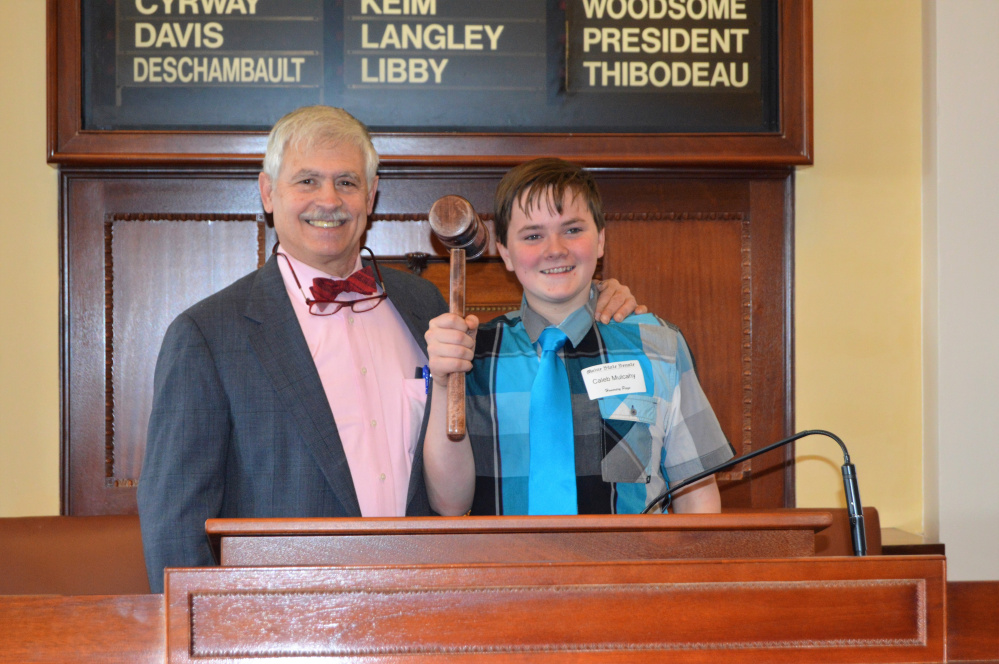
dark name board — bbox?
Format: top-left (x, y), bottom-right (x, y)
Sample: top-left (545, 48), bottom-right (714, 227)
top-left (82, 0), bottom-right (778, 133)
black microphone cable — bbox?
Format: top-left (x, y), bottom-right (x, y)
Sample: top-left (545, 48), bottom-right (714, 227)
top-left (642, 429), bottom-right (867, 556)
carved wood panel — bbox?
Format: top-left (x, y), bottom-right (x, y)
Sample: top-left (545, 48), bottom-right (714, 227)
top-left (163, 558), bottom-right (945, 663)
top-left (105, 214), bottom-right (273, 488)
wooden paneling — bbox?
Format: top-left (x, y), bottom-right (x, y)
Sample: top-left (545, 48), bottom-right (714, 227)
top-left (107, 214), bottom-right (271, 485)
top-left (0, 595), bottom-right (163, 664)
top-left (600, 173), bottom-right (794, 496)
top-left (61, 167), bottom-right (793, 515)
top-left (163, 557), bottom-right (946, 663)
top-left (0, 514), bottom-right (149, 595)
top-left (947, 581), bottom-right (999, 663)
top-left (62, 171), bottom-right (272, 514)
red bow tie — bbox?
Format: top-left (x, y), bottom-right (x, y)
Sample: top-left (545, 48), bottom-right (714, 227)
top-left (309, 265), bottom-right (378, 302)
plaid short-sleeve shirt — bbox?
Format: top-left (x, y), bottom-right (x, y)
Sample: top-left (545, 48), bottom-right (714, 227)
top-left (466, 292), bottom-right (734, 515)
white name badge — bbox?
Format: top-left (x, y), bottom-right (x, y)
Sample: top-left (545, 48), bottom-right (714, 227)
top-left (581, 360), bottom-right (646, 399)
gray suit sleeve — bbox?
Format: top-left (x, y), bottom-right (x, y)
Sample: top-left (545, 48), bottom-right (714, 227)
top-left (137, 312), bottom-right (230, 593)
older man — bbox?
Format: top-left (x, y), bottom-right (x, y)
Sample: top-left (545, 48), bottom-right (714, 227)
top-left (137, 106), bottom-right (640, 592)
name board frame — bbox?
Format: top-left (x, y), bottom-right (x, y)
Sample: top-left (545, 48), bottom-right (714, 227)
top-left (47, 0), bottom-right (812, 167)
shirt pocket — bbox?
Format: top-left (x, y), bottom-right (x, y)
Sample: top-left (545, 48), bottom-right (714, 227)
top-left (599, 394), bottom-right (657, 484)
top-left (401, 378), bottom-right (428, 464)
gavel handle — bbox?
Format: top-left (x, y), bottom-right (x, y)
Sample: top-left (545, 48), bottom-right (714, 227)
top-left (447, 248), bottom-right (466, 441)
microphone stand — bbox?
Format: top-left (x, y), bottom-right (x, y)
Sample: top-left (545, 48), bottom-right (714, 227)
top-left (642, 429), bottom-right (868, 556)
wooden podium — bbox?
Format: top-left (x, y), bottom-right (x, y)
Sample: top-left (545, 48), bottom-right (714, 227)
top-left (162, 513), bottom-right (944, 663)
top-left (4, 513), bottom-right (995, 663)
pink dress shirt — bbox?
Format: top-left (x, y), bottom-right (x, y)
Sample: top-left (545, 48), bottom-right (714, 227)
top-left (276, 248), bottom-right (428, 517)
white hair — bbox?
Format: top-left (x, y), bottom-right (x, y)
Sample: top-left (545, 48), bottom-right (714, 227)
top-left (262, 106), bottom-right (379, 185)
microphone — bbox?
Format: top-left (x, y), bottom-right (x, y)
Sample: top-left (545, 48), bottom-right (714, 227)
top-left (427, 195), bottom-right (490, 441)
top-left (642, 429), bottom-right (868, 557)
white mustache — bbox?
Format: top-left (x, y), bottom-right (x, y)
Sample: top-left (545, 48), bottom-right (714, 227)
top-left (301, 208), bottom-right (352, 223)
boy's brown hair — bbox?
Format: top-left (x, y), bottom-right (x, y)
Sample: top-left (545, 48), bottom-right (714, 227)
top-left (493, 158), bottom-right (605, 245)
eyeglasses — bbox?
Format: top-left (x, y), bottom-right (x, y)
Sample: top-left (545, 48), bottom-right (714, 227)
top-left (273, 244), bottom-right (388, 316)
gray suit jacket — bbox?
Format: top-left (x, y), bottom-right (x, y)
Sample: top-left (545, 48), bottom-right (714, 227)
top-left (137, 256), bottom-right (447, 592)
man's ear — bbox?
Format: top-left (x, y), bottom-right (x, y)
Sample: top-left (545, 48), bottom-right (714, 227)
top-left (366, 175), bottom-right (379, 215)
top-left (497, 242), bottom-right (515, 272)
top-left (258, 172), bottom-right (274, 213)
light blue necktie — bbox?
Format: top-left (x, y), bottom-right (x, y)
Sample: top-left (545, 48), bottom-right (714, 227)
top-left (528, 327), bottom-right (577, 515)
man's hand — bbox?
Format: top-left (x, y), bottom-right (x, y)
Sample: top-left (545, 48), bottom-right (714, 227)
top-left (593, 278), bottom-right (648, 324)
top-left (425, 313), bottom-right (479, 387)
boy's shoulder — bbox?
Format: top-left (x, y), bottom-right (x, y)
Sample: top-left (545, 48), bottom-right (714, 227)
top-left (604, 311), bottom-right (680, 334)
top-left (598, 312), bottom-right (687, 360)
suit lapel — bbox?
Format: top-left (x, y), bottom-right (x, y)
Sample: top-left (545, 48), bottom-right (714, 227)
top-left (243, 257), bottom-right (362, 517)
top-left (379, 263), bottom-right (433, 357)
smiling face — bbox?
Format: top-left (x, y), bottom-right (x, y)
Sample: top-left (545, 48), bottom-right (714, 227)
top-left (259, 140), bottom-right (378, 277)
top-left (498, 187), bottom-right (606, 324)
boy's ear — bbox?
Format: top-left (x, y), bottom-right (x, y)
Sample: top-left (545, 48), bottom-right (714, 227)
top-left (597, 228), bottom-right (606, 259)
top-left (497, 242), bottom-right (515, 272)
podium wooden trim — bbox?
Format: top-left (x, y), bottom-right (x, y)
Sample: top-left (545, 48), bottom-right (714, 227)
top-left (161, 556), bottom-right (946, 663)
top-left (207, 512), bottom-right (835, 568)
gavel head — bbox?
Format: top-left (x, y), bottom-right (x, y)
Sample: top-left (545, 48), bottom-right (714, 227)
top-left (428, 195), bottom-right (489, 260)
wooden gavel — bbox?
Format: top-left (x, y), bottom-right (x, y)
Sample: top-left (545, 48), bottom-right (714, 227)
top-left (428, 195), bottom-right (489, 441)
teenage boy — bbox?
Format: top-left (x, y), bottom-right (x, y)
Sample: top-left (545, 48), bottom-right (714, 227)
top-left (423, 158), bottom-right (734, 516)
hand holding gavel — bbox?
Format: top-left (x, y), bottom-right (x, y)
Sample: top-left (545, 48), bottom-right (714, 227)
top-left (428, 195), bottom-right (489, 441)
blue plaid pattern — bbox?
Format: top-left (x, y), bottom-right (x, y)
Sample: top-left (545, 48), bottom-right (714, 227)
top-left (466, 291), bottom-right (734, 515)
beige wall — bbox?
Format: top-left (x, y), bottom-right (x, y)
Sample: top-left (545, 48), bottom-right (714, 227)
top-left (795, 1), bottom-right (924, 533)
top-left (924, 0), bottom-right (999, 580)
top-left (0, 0), bottom-right (60, 516)
top-left (0, 3), bottom-right (929, 529)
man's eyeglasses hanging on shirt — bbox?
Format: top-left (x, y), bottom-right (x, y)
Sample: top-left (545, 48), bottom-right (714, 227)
top-left (274, 244), bottom-right (388, 316)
